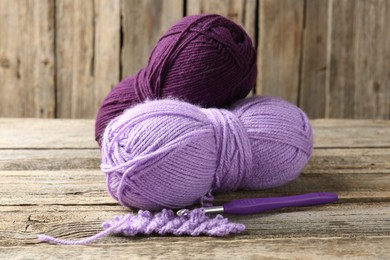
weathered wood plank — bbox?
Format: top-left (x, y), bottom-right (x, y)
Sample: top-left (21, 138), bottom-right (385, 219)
top-left (257, 0), bottom-right (304, 104)
top-left (0, 119), bottom-right (97, 149)
top-left (1, 203), bottom-right (389, 244)
top-left (2, 147), bottom-right (390, 172)
top-left (305, 148), bottom-right (390, 173)
top-left (312, 119), bottom-right (390, 148)
top-left (0, 205), bottom-right (125, 243)
top-left (186, 0), bottom-right (257, 44)
top-left (1, 147), bottom-right (389, 204)
top-left (0, 149), bottom-right (100, 170)
top-left (328, 0), bottom-right (390, 119)
top-left (219, 170), bottom-right (390, 203)
top-left (2, 236), bottom-right (390, 259)
top-left (121, 0), bottom-right (183, 77)
top-left (0, 118), bottom-right (389, 257)
top-left (56, 0), bottom-right (94, 118)
top-left (0, 0), bottom-right (55, 118)
top-left (299, 0), bottom-right (329, 118)
top-left (1, 168), bottom-right (389, 206)
top-left (56, 0), bottom-right (120, 118)
top-left (2, 119), bottom-right (390, 149)
top-left (0, 170), bottom-right (111, 206)
top-left (93, 0), bottom-right (121, 112)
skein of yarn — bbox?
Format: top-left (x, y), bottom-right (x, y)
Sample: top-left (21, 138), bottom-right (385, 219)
top-left (95, 14), bottom-right (257, 145)
top-left (101, 96), bottom-right (313, 211)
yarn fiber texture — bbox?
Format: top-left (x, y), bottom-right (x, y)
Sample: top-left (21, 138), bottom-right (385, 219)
top-left (95, 14), bottom-right (257, 145)
top-left (38, 208), bottom-right (244, 245)
top-left (101, 96), bottom-right (313, 211)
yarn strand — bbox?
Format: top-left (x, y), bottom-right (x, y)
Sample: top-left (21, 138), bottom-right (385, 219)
top-left (38, 209), bottom-right (245, 245)
top-left (37, 214), bottom-right (131, 245)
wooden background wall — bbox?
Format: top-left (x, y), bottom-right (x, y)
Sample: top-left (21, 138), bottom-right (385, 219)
top-left (0, 0), bottom-right (389, 119)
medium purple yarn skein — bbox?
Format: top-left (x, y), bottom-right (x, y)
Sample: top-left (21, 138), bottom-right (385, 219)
top-left (95, 14), bottom-right (257, 145)
top-left (101, 96), bottom-right (313, 210)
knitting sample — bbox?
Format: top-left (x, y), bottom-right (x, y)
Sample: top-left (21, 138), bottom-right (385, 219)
top-left (38, 209), bottom-right (245, 245)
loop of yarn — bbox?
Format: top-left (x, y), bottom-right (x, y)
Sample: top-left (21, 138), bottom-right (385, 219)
top-left (101, 96), bottom-right (313, 210)
top-left (202, 108), bottom-right (252, 193)
top-left (38, 209), bottom-right (245, 245)
top-left (95, 14), bottom-right (257, 145)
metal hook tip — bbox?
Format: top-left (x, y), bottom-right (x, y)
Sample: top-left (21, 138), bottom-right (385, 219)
top-left (176, 209), bottom-right (189, 216)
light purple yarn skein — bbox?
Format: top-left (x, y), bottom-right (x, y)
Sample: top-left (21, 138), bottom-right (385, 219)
top-left (101, 96), bottom-right (313, 210)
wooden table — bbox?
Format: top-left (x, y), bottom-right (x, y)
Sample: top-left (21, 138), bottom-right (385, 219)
top-left (1, 118), bottom-right (389, 259)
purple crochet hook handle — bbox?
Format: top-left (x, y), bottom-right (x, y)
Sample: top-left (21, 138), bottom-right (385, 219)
top-left (223, 192), bottom-right (338, 215)
top-left (176, 192), bottom-right (338, 216)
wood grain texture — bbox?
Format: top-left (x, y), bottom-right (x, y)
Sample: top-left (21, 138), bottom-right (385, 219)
top-left (0, 149), bottom-right (100, 170)
top-left (257, 0), bottom-right (304, 104)
top-left (0, 118), bottom-right (390, 258)
top-left (55, 0), bottom-right (94, 118)
top-left (56, 0), bottom-right (120, 118)
top-left (0, 169), bottom-right (389, 206)
top-left (0, 170), bottom-right (112, 206)
top-left (1, 237), bottom-right (389, 259)
top-left (328, 0), bottom-right (390, 119)
top-left (1, 146), bottom-right (390, 205)
top-left (2, 146), bottom-right (390, 172)
top-left (312, 119), bottom-right (390, 148)
top-left (2, 1), bottom-right (390, 121)
top-left (93, 0), bottom-right (121, 112)
top-left (299, 0), bottom-right (329, 118)
top-left (1, 147), bottom-right (390, 205)
top-left (121, 0), bottom-right (183, 77)
top-left (0, 118), bottom-right (97, 149)
top-left (1, 203), bottom-right (389, 242)
top-left (3, 118), bottom-right (390, 149)
top-left (186, 0), bottom-right (257, 44)
top-left (0, 0), bottom-right (55, 118)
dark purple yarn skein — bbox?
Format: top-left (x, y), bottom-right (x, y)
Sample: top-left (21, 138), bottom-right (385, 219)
top-left (95, 14), bottom-right (257, 145)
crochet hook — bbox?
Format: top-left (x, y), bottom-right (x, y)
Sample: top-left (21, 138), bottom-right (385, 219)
top-left (177, 192), bottom-right (338, 216)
